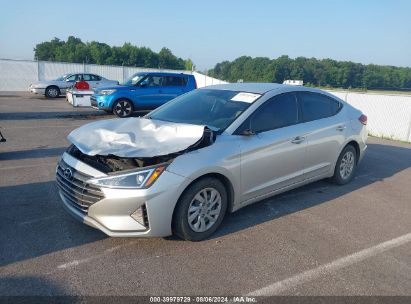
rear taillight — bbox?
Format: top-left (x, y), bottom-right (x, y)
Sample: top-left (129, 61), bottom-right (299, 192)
top-left (359, 114), bottom-right (367, 125)
top-left (194, 79), bottom-right (197, 89)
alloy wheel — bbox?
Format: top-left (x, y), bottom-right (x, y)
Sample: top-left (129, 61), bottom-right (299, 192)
top-left (339, 151), bottom-right (355, 180)
top-left (47, 87), bottom-right (59, 98)
top-left (114, 100), bottom-right (132, 117)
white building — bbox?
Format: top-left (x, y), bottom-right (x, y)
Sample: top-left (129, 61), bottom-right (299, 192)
top-left (283, 79), bottom-right (303, 86)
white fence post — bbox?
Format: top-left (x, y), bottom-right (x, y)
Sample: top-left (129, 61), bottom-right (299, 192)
top-left (407, 114), bottom-right (411, 142)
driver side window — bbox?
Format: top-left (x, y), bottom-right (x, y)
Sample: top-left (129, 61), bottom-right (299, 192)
top-left (250, 93), bottom-right (299, 133)
top-left (142, 76), bottom-right (163, 87)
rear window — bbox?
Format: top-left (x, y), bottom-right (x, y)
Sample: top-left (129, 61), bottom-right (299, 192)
top-left (298, 92), bottom-right (342, 122)
top-left (163, 76), bottom-right (187, 87)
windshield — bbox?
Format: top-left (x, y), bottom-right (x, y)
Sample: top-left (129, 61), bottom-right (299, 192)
top-left (122, 73), bottom-right (146, 86)
top-left (148, 89), bottom-right (260, 130)
top-left (54, 74), bottom-right (70, 81)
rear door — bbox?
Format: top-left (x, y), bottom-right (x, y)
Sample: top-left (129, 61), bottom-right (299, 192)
top-left (296, 92), bottom-right (346, 179)
top-left (238, 93), bottom-right (307, 202)
top-left (162, 75), bottom-right (188, 99)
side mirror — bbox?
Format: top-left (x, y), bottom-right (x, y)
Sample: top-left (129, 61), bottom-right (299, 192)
top-left (239, 118), bottom-right (256, 136)
top-left (139, 82), bottom-right (147, 88)
top-left (241, 129), bottom-right (255, 136)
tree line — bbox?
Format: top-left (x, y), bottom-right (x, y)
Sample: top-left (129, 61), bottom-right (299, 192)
top-left (34, 36), bottom-right (194, 70)
top-left (209, 55), bottom-right (411, 90)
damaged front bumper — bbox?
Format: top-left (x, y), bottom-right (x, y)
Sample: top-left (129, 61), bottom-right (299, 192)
top-left (56, 152), bottom-right (190, 237)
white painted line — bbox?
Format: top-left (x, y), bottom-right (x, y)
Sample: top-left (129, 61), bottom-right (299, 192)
top-left (55, 241), bottom-right (140, 271)
top-left (0, 164), bottom-right (56, 170)
top-left (6, 125), bottom-right (81, 129)
top-left (247, 232), bottom-right (411, 296)
top-left (19, 215), bottom-right (57, 226)
top-left (57, 257), bottom-right (94, 269)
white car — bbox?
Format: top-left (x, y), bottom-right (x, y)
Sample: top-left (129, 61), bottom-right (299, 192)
top-left (28, 73), bottom-right (119, 98)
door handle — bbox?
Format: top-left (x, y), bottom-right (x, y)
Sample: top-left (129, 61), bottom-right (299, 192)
top-left (336, 125), bottom-right (346, 131)
top-left (291, 136), bottom-right (305, 144)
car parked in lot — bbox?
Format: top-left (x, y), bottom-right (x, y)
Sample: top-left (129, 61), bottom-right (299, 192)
top-left (56, 83), bottom-right (367, 241)
top-left (28, 73), bottom-right (119, 98)
top-left (91, 72), bottom-right (197, 117)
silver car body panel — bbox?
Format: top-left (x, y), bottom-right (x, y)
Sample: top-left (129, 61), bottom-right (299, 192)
top-left (57, 83), bottom-right (368, 237)
top-left (67, 117), bottom-right (206, 157)
top-left (60, 152), bottom-right (193, 237)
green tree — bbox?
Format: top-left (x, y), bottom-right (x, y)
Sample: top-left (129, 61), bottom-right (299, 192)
top-left (34, 37), bottom-right (190, 70)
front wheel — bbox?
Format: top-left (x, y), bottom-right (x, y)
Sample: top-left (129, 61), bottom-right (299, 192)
top-left (45, 86), bottom-right (60, 98)
top-left (332, 145), bottom-right (357, 185)
top-left (172, 178), bottom-right (228, 241)
top-left (113, 99), bottom-right (134, 118)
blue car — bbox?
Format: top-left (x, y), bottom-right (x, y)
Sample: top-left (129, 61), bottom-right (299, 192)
top-left (91, 72), bottom-right (197, 117)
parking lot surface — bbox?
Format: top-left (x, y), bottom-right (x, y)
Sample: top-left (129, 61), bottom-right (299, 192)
top-left (1, 93), bottom-right (411, 296)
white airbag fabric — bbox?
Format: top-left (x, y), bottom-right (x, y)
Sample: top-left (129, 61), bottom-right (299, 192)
top-left (67, 117), bottom-right (205, 157)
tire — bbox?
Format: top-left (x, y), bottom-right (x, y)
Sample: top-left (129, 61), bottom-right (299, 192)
top-left (332, 145), bottom-right (357, 185)
top-left (113, 99), bottom-right (134, 118)
top-left (45, 86), bottom-right (60, 98)
top-left (172, 177), bottom-right (228, 241)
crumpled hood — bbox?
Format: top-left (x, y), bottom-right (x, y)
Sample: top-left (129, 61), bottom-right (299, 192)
top-left (67, 117), bottom-right (206, 158)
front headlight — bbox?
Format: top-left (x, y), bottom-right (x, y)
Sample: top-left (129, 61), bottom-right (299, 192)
top-left (99, 89), bottom-right (117, 95)
top-left (88, 165), bottom-right (166, 189)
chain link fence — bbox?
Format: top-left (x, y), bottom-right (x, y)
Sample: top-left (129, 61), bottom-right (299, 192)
top-left (0, 58), bottom-right (410, 142)
top-left (327, 90), bottom-right (411, 142)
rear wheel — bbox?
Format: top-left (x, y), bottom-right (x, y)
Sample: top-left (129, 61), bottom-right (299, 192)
top-left (45, 86), bottom-right (60, 98)
top-left (332, 145), bottom-right (357, 185)
top-left (113, 99), bottom-right (134, 118)
top-left (172, 177), bottom-right (227, 241)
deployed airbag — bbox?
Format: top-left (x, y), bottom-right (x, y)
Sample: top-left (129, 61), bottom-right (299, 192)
top-left (67, 117), bottom-right (206, 158)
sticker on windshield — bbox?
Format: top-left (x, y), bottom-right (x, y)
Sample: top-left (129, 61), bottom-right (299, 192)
top-left (231, 92), bottom-right (261, 103)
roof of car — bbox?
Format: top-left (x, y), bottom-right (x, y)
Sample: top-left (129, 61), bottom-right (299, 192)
top-left (203, 83), bottom-right (289, 94)
top-left (136, 72), bottom-right (192, 77)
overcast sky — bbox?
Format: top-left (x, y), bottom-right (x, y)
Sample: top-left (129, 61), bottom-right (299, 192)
top-left (0, 0), bottom-right (410, 70)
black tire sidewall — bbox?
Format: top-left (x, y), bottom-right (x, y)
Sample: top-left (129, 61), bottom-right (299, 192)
top-left (45, 86), bottom-right (60, 98)
top-left (113, 99), bottom-right (134, 118)
top-left (333, 145), bottom-right (357, 185)
top-left (173, 178), bottom-right (228, 241)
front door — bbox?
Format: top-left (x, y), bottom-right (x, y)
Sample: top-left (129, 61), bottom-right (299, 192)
top-left (134, 75), bottom-right (167, 110)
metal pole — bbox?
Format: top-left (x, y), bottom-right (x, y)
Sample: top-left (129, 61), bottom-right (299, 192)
top-left (406, 113), bottom-right (411, 143)
top-left (205, 70), bottom-right (207, 87)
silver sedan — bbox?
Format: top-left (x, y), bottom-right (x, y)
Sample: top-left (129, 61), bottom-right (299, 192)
top-left (56, 83), bottom-right (367, 241)
top-left (29, 73), bottom-right (119, 98)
